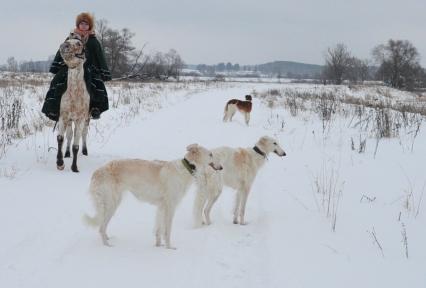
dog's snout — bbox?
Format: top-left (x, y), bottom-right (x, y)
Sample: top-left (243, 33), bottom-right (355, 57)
top-left (209, 162), bottom-right (223, 170)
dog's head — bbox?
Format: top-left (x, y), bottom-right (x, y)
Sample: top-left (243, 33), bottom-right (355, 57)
top-left (256, 136), bottom-right (286, 157)
top-left (59, 32), bottom-right (85, 68)
top-left (245, 95), bottom-right (252, 101)
top-left (185, 144), bottom-right (223, 171)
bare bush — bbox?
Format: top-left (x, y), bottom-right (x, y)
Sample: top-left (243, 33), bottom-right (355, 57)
top-left (312, 162), bottom-right (345, 232)
top-left (367, 227), bottom-right (385, 258)
top-left (351, 135), bottom-right (367, 153)
top-left (314, 92), bottom-right (338, 133)
top-left (401, 222), bottom-right (409, 259)
top-left (0, 87), bottom-right (24, 157)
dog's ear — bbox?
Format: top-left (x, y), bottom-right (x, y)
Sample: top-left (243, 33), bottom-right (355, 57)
top-left (186, 144), bottom-right (199, 153)
top-left (258, 136), bottom-right (269, 146)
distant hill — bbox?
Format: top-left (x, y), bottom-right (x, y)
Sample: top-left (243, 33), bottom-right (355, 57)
top-left (257, 61), bottom-right (323, 78)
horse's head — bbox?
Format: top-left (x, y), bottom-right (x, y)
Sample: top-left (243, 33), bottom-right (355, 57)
top-left (59, 32), bottom-right (85, 68)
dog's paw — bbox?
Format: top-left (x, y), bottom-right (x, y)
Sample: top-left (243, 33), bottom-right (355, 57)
top-left (102, 241), bottom-right (113, 247)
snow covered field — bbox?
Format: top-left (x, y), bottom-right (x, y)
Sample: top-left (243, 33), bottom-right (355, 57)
top-left (0, 77), bottom-right (425, 287)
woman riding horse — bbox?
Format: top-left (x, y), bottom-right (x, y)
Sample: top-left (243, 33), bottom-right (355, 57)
top-left (42, 12), bottom-right (111, 121)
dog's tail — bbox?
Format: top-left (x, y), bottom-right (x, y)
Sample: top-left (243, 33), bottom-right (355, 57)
top-left (82, 167), bottom-right (112, 228)
top-left (223, 101), bottom-right (230, 121)
top-left (83, 213), bottom-right (100, 227)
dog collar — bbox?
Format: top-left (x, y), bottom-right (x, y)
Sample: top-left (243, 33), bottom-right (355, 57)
top-left (253, 146), bottom-right (266, 158)
top-left (182, 158), bottom-right (196, 175)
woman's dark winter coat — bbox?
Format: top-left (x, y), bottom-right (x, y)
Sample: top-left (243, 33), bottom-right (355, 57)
top-left (42, 34), bottom-right (111, 121)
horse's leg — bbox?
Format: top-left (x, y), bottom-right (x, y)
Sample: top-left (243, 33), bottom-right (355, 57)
top-left (56, 120), bottom-right (67, 170)
top-left (64, 123), bottom-right (72, 158)
top-left (71, 120), bottom-right (84, 172)
top-left (82, 118), bottom-right (89, 156)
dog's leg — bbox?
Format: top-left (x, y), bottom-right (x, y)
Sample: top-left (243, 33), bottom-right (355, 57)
top-left (99, 207), bottom-right (116, 247)
top-left (99, 188), bottom-right (122, 247)
top-left (244, 112), bottom-right (250, 126)
top-left (193, 187), bottom-right (208, 227)
top-left (229, 107), bottom-right (237, 121)
top-left (233, 191), bottom-right (242, 224)
top-left (239, 188), bottom-right (250, 225)
top-left (204, 189), bottom-right (221, 225)
top-left (163, 206), bottom-right (176, 249)
top-left (155, 206), bottom-right (165, 246)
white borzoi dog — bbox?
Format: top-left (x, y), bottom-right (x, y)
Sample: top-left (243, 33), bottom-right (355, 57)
top-left (194, 136), bottom-right (286, 226)
top-left (84, 144), bottom-right (222, 249)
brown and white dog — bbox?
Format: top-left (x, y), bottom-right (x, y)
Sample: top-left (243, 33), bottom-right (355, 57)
top-left (223, 95), bottom-right (252, 125)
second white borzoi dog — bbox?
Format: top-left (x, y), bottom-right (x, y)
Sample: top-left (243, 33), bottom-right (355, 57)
top-left (194, 136), bottom-right (286, 226)
top-left (84, 144), bottom-right (222, 249)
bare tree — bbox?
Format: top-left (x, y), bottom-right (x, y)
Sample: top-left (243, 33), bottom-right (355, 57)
top-left (165, 49), bottom-right (185, 80)
top-left (346, 57), bottom-right (370, 84)
top-left (95, 19), bottom-right (109, 48)
top-left (94, 18), bottom-right (184, 80)
top-left (95, 19), bottom-right (136, 77)
top-left (324, 43), bottom-right (352, 85)
top-left (6, 57), bottom-right (18, 72)
top-left (372, 39), bottom-right (422, 90)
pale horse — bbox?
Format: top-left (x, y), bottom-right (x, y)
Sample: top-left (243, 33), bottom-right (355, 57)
top-left (56, 32), bottom-right (90, 172)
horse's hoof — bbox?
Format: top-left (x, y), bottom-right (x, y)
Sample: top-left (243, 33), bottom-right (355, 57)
top-left (82, 149), bottom-right (88, 156)
top-left (71, 166), bottom-right (79, 173)
top-left (57, 164), bottom-right (65, 171)
top-left (64, 151), bottom-right (71, 158)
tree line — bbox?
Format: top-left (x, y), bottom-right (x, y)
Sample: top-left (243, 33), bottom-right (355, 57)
top-left (323, 40), bottom-right (426, 90)
top-left (1, 22), bottom-right (425, 91)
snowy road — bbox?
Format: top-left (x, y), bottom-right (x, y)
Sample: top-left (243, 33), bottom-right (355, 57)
top-left (1, 82), bottom-right (425, 287)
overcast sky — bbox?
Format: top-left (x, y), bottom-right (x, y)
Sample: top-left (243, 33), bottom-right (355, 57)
top-left (1, 0), bottom-right (426, 66)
